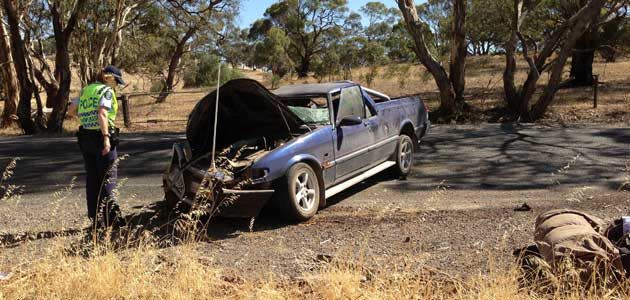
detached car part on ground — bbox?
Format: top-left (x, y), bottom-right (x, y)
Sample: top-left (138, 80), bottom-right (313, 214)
top-left (163, 79), bottom-right (429, 221)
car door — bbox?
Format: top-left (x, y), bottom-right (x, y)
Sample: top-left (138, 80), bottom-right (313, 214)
top-left (332, 86), bottom-right (374, 181)
top-left (361, 91), bottom-right (398, 164)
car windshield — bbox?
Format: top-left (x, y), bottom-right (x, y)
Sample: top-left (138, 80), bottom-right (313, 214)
top-left (282, 96), bottom-right (330, 125)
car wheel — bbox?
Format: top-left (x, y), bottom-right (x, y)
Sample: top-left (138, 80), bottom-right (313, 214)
top-left (164, 190), bottom-right (190, 212)
top-left (276, 163), bottom-right (320, 221)
top-left (394, 135), bottom-right (414, 179)
top-left (165, 190), bottom-right (180, 208)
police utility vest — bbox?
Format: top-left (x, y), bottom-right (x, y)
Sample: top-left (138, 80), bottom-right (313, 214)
top-left (78, 83), bottom-right (118, 130)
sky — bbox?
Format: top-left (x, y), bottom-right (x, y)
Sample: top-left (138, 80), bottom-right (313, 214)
top-left (237, 0), bottom-right (401, 28)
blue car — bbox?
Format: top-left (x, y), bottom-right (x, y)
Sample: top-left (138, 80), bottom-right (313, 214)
top-left (163, 79), bottom-right (429, 221)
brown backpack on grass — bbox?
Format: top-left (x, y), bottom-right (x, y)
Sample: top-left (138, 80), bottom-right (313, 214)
top-left (534, 209), bottom-right (625, 278)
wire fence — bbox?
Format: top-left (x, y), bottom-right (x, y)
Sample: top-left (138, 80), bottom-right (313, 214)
top-left (119, 89), bottom-right (212, 131)
top-left (118, 77), bottom-right (601, 131)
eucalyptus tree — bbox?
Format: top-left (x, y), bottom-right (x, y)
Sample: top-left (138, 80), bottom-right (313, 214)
top-left (250, 0), bottom-right (349, 77)
top-left (397, 0), bottom-right (468, 119)
top-left (0, 7), bottom-right (18, 128)
top-left (360, 1), bottom-right (398, 43)
top-left (562, 0), bottom-right (629, 86)
top-left (155, 0), bottom-right (239, 102)
top-left (2, 0), bottom-right (39, 133)
top-left (466, 0), bottom-right (511, 55)
top-left (219, 27), bottom-right (252, 69)
top-left (73, 0), bottom-right (148, 86)
top-left (502, 0), bottom-right (616, 121)
top-left (26, 0), bottom-right (87, 132)
top-left (252, 27), bottom-right (293, 87)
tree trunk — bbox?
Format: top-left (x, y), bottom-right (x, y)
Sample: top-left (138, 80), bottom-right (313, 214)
top-left (77, 1), bottom-right (139, 87)
top-left (568, 48), bottom-right (595, 86)
top-left (527, 1), bottom-right (604, 120)
top-left (45, 42), bottom-right (73, 132)
top-left (503, 31), bottom-right (519, 115)
top-left (297, 56), bottom-right (310, 78)
top-left (0, 9), bottom-right (19, 128)
top-left (397, 0), bottom-right (458, 117)
top-left (449, 0), bottom-right (467, 108)
top-left (501, 0), bottom-right (604, 121)
top-left (566, 5), bottom-right (600, 87)
top-left (482, 42), bottom-right (490, 55)
top-left (2, 0), bottom-right (35, 134)
top-left (567, 29), bottom-right (597, 87)
top-left (110, 29), bottom-right (123, 65)
top-left (529, 0), bottom-right (605, 120)
top-left (503, 0), bottom-right (523, 116)
top-left (157, 27), bottom-right (196, 103)
top-left (29, 0), bottom-right (86, 133)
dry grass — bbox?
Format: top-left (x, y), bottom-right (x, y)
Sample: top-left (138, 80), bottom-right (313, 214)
top-left (0, 124), bottom-right (22, 136)
top-left (131, 55), bottom-right (629, 131)
top-left (2, 237), bottom-right (630, 300)
top-left (1, 55), bottom-right (629, 135)
top-left (1, 156), bottom-right (629, 300)
top-left (121, 91), bottom-right (209, 132)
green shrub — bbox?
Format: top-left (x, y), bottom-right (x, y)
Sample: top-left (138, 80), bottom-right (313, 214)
top-left (263, 72), bottom-right (282, 89)
top-left (397, 64), bottom-right (412, 89)
top-left (364, 65), bottom-right (379, 87)
top-left (150, 80), bottom-right (165, 93)
top-left (183, 53), bottom-right (244, 88)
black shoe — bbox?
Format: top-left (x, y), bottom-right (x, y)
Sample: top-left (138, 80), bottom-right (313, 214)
top-left (113, 216), bottom-right (127, 228)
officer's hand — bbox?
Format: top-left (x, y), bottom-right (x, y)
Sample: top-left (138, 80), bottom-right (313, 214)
top-left (102, 137), bottom-right (111, 156)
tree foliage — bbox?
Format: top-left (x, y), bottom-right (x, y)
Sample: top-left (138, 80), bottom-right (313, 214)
top-left (253, 27), bottom-right (293, 80)
top-left (182, 53), bottom-right (243, 88)
top-left (1, 0), bottom-right (630, 134)
top-left (249, 0), bottom-right (349, 77)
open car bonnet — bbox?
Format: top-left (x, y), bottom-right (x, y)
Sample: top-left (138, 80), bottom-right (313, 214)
top-left (186, 79), bottom-right (305, 157)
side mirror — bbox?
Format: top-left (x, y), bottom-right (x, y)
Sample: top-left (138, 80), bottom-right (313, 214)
top-left (337, 115), bottom-right (363, 127)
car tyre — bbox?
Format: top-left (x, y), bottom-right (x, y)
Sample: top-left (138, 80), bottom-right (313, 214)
top-left (164, 190), bottom-right (180, 208)
top-left (164, 190), bottom-right (191, 212)
top-left (275, 163), bottom-right (320, 221)
top-left (394, 134), bottom-right (414, 179)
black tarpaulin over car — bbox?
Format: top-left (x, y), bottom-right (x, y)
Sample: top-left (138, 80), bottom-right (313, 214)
top-left (186, 79), bottom-right (304, 156)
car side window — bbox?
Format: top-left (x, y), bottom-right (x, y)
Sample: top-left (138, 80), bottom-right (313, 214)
top-left (336, 86), bottom-right (365, 123)
top-left (361, 90), bottom-right (376, 118)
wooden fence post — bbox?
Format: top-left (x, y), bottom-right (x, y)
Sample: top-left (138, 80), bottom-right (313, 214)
top-left (592, 75), bottom-right (599, 109)
top-left (121, 94), bottom-right (131, 127)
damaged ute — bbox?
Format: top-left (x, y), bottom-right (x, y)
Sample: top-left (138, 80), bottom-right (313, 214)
top-left (163, 79), bottom-right (429, 221)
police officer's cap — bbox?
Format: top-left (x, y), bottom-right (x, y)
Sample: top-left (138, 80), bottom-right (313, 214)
top-left (103, 65), bottom-right (125, 85)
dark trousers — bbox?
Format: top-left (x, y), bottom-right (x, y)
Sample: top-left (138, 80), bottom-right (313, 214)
top-left (77, 129), bottom-right (122, 227)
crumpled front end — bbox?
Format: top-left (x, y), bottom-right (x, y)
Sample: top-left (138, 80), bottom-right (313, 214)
top-left (163, 140), bottom-right (277, 218)
top-left (164, 79), bottom-right (308, 217)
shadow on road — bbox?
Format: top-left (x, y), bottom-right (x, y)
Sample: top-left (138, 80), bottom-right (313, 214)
top-left (0, 198), bottom-right (293, 252)
top-left (0, 133), bottom-right (184, 194)
top-left (408, 123), bottom-right (629, 191)
top-left (0, 228), bottom-right (85, 249)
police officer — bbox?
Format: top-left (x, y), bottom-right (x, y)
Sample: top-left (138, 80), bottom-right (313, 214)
top-left (68, 65), bottom-right (125, 228)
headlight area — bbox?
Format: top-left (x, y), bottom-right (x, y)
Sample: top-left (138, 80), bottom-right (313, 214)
top-left (240, 167), bottom-right (270, 184)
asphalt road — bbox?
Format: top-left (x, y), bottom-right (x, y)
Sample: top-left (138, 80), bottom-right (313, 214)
top-left (0, 132), bottom-right (185, 194)
top-left (1, 123), bottom-right (627, 195)
top-left (1, 124), bottom-right (629, 277)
